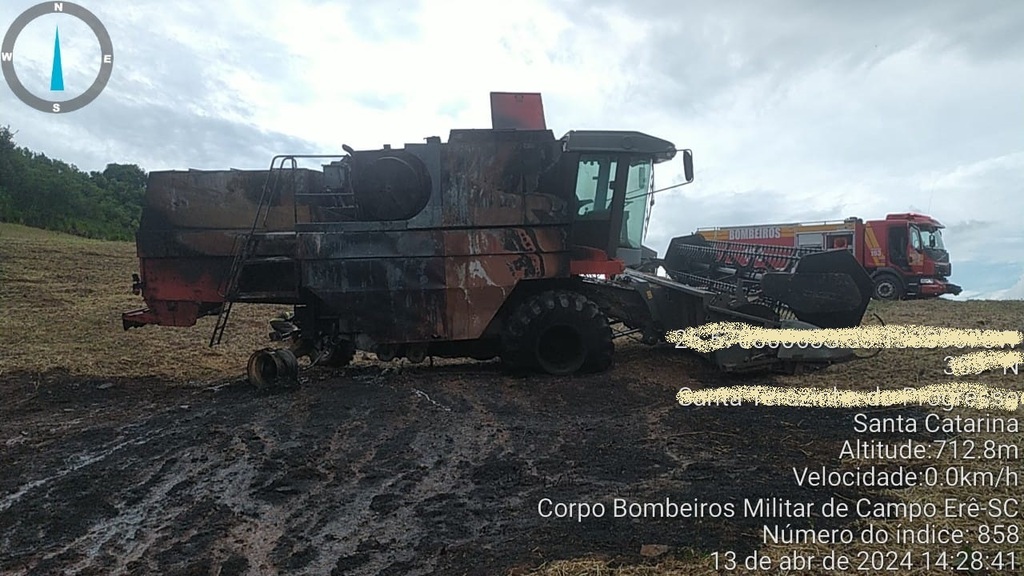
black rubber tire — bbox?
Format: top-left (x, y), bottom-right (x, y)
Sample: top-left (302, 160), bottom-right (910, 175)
top-left (872, 274), bottom-right (905, 301)
top-left (320, 340), bottom-right (356, 368)
top-left (501, 290), bottom-right (614, 375)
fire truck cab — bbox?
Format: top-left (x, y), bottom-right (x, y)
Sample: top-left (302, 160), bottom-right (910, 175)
top-left (853, 213), bottom-right (960, 300)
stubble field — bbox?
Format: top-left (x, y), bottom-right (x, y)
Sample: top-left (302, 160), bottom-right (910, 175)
top-left (1, 222), bottom-right (1022, 575)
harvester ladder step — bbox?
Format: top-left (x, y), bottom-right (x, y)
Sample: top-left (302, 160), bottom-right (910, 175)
top-left (210, 233), bottom-right (260, 346)
top-left (209, 156), bottom-right (299, 347)
top-left (209, 301), bottom-right (234, 347)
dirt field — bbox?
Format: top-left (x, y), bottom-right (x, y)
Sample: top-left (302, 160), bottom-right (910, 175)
top-left (2, 223), bottom-right (1023, 575)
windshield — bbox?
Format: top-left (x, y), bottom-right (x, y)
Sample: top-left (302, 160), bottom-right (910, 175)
top-left (622, 159), bottom-right (652, 249)
top-left (915, 226), bottom-right (945, 250)
top-left (574, 156), bottom-right (653, 250)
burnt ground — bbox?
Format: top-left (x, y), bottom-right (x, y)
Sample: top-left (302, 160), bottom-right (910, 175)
top-left (0, 348), bottom-right (933, 576)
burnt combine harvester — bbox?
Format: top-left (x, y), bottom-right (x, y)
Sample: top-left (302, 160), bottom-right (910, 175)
top-left (122, 93), bottom-right (874, 389)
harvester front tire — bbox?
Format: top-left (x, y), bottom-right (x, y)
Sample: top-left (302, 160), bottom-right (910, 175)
top-left (501, 290), bottom-right (614, 376)
top-left (872, 274), bottom-right (904, 301)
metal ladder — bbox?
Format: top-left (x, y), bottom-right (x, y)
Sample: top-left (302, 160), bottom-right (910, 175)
top-left (209, 157), bottom-right (297, 347)
top-left (207, 153), bottom-right (359, 346)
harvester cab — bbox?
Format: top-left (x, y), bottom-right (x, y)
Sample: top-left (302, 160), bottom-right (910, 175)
top-left (489, 92), bottom-right (691, 273)
top-left (122, 92), bottom-right (872, 389)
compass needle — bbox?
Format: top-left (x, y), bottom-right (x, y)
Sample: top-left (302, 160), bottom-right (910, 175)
top-left (51, 26), bottom-right (64, 91)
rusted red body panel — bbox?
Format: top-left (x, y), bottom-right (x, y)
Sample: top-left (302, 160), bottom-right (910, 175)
top-left (124, 169), bottom-right (310, 328)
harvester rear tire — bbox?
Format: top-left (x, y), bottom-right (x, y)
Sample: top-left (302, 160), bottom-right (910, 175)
top-left (872, 273), bottom-right (904, 301)
top-left (501, 290), bottom-right (614, 375)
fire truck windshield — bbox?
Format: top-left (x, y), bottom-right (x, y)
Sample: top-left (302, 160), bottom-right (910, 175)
top-left (915, 226), bottom-right (945, 250)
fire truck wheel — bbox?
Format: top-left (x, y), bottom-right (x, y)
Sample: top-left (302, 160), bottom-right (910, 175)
top-left (501, 290), bottom-right (614, 375)
top-left (872, 273), bottom-right (904, 301)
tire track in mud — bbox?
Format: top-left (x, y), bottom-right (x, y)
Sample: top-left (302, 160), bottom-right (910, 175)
top-left (1, 401), bottom-right (222, 575)
top-left (1, 364), bottom-right (894, 575)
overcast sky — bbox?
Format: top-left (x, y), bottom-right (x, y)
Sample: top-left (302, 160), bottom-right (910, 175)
top-left (2, 0), bottom-right (1022, 299)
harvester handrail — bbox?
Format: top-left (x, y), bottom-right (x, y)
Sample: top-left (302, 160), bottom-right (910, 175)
top-left (211, 154), bottom-right (349, 347)
top-left (254, 154), bottom-right (351, 229)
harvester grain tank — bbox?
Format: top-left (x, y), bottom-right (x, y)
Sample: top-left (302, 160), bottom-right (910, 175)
top-left (697, 214), bottom-right (961, 300)
top-left (122, 92), bottom-right (874, 388)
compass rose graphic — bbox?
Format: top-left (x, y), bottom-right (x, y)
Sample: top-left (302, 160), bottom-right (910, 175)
top-left (2, 2), bottom-right (113, 114)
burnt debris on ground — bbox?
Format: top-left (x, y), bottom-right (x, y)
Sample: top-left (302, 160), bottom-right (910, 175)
top-left (0, 362), bottom-right (924, 576)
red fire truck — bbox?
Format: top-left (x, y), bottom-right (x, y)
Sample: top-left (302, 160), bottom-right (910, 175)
top-left (696, 213), bottom-right (962, 300)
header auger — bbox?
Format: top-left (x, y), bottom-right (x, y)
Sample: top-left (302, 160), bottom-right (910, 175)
top-left (122, 92), bottom-right (874, 390)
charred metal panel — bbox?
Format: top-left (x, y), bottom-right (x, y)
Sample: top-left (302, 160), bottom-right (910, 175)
top-left (123, 301), bottom-right (201, 329)
top-left (132, 169), bottom-right (317, 329)
top-left (440, 227), bottom-right (568, 257)
top-left (442, 227), bottom-right (570, 340)
top-left (299, 226), bottom-right (569, 260)
top-left (303, 257), bottom-right (447, 342)
top-left (522, 193), bottom-right (570, 225)
top-left (444, 253), bottom-right (569, 340)
top-left (236, 259), bottom-right (300, 299)
top-left (299, 226), bottom-right (571, 342)
top-left (140, 258), bottom-right (226, 302)
top-left (140, 169), bottom-right (320, 233)
top-left (138, 230), bottom-right (297, 258)
top-left (298, 230), bottom-right (444, 260)
top-left (442, 129), bottom-right (569, 228)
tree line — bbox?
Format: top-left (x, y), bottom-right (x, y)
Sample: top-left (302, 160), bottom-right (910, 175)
top-left (0, 125), bottom-right (146, 241)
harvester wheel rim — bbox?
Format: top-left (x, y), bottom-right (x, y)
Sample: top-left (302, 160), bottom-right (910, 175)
top-left (274, 348), bottom-right (300, 389)
top-left (247, 348), bottom-right (279, 392)
top-left (247, 348), bottom-right (299, 392)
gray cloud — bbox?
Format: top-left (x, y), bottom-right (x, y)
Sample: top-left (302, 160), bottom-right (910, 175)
top-left (542, 0), bottom-right (1024, 298)
top-left (341, 0), bottom-right (423, 43)
top-left (1, 1), bottom-right (317, 171)
top-left (0, 92), bottom-right (317, 172)
top-left (352, 92), bottom-right (407, 112)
